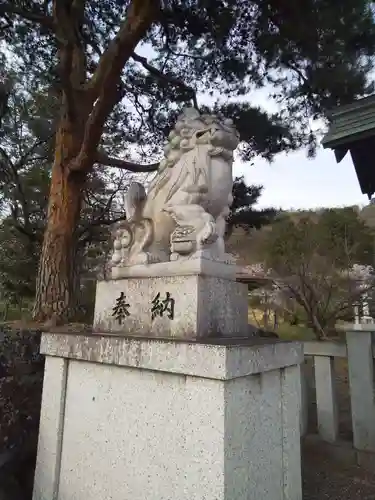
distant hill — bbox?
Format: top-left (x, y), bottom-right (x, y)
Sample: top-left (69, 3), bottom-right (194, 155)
top-left (227, 204), bottom-right (375, 272)
top-left (360, 202), bottom-right (375, 228)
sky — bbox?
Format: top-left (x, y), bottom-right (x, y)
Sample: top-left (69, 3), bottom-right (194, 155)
top-left (197, 82), bottom-right (371, 212)
top-left (2, 40), bottom-right (370, 212)
top-left (233, 146), bottom-right (369, 211)
top-left (226, 85), bottom-right (370, 211)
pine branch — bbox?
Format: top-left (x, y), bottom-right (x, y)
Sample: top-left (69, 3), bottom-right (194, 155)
top-left (86, 0), bottom-right (160, 102)
top-left (95, 150), bottom-right (159, 173)
top-left (131, 52), bottom-right (198, 108)
top-left (53, 0), bottom-right (87, 119)
top-left (14, 135), bottom-right (53, 169)
top-left (0, 3), bottom-right (54, 29)
top-left (69, 0), bottom-right (160, 172)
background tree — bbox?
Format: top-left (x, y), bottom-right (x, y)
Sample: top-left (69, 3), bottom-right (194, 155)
top-left (0, 74), bottom-right (136, 318)
top-left (0, 73), bottom-right (272, 320)
top-left (226, 176), bottom-right (277, 238)
top-left (1, 0), bottom-right (375, 322)
top-left (262, 208), bottom-right (375, 339)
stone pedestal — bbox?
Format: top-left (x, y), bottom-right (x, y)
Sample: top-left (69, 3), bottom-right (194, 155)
top-left (33, 333), bottom-right (303, 500)
top-left (94, 259), bottom-right (248, 339)
top-left (345, 324), bottom-right (375, 451)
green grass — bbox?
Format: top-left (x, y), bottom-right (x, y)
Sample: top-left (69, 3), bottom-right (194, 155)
top-left (248, 316), bottom-right (316, 341)
top-left (275, 323), bottom-right (315, 341)
top-left (0, 300), bottom-right (33, 322)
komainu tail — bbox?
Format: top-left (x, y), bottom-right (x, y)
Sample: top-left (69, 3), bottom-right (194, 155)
top-left (124, 182), bottom-right (146, 221)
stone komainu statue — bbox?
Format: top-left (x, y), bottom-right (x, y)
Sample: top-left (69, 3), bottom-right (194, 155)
top-left (112, 107), bottom-right (240, 268)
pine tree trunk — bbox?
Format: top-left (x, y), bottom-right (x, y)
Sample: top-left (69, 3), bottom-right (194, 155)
top-left (31, 0), bottom-right (159, 323)
top-left (33, 118), bottom-right (87, 324)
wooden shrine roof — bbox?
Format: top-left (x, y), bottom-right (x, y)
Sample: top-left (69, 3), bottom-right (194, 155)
top-left (322, 94), bottom-right (375, 198)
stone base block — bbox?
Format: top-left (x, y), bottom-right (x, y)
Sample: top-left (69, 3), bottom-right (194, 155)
top-left (33, 333), bottom-right (303, 500)
top-left (93, 274), bottom-right (248, 339)
top-left (111, 254), bottom-right (241, 280)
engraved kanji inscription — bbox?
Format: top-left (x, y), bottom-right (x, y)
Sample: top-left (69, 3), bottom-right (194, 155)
top-left (151, 292), bottom-right (175, 320)
top-left (112, 292), bottom-right (130, 324)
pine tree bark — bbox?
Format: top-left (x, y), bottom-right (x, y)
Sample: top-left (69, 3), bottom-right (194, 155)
top-left (32, 0), bottom-right (159, 324)
top-left (33, 115), bottom-right (86, 324)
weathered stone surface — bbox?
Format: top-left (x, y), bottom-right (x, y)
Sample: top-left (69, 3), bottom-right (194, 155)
top-left (34, 333), bottom-right (303, 500)
top-left (111, 254), bottom-right (240, 280)
top-left (40, 332), bottom-right (303, 379)
top-left (0, 325), bottom-right (45, 500)
top-left (111, 108), bottom-right (240, 269)
top-left (346, 328), bottom-right (375, 452)
top-left (93, 274), bottom-right (249, 339)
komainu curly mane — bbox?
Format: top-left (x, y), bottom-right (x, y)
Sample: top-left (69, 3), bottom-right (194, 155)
top-left (111, 107), bottom-right (240, 269)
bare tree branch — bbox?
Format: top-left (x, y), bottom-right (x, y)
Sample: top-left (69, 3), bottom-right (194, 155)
top-left (95, 150), bottom-right (159, 173)
top-left (326, 281), bottom-right (375, 323)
